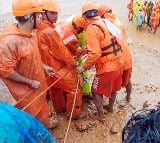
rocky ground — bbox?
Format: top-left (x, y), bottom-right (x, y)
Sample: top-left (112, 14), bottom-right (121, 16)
top-left (0, 0), bottom-right (160, 143)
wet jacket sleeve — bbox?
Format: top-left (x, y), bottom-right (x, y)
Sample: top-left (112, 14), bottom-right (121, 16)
top-left (0, 40), bottom-right (28, 78)
top-left (41, 29), bottom-right (77, 67)
top-left (84, 25), bottom-right (103, 69)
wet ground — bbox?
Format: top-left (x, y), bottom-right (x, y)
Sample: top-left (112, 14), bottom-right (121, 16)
top-left (0, 0), bottom-right (160, 143)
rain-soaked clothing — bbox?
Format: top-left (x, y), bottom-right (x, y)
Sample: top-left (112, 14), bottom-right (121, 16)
top-left (56, 22), bottom-right (91, 96)
top-left (150, 8), bottom-right (160, 32)
top-left (0, 24), bottom-right (49, 127)
top-left (84, 16), bottom-right (124, 97)
top-left (37, 20), bottom-right (82, 118)
top-left (127, 0), bottom-right (134, 21)
top-left (103, 13), bottom-right (132, 87)
top-left (122, 68), bottom-right (132, 87)
top-left (133, 0), bottom-right (141, 26)
top-left (92, 71), bottom-right (122, 97)
top-left (55, 21), bottom-right (79, 56)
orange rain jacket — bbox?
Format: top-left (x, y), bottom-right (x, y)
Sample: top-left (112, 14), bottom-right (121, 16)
top-left (127, 0), bottom-right (134, 20)
top-left (37, 20), bottom-right (82, 118)
top-left (55, 21), bottom-right (79, 56)
top-left (127, 0), bottom-right (134, 12)
top-left (84, 16), bottom-right (124, 75)
top-left (0, 24), bottom-right (49, 127)
top-left (150, 8), bottom-right (160, 30)
top-left (55, 21), bottom-right (87, 57)
top-left (103, 13), bottom-right (132, 71)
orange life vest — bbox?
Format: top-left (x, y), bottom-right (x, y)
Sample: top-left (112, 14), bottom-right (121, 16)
top-left (91, 19), bottom-right (122, 61)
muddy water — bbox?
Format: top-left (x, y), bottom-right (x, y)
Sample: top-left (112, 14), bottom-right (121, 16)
top-left (0, 0), bottom-right (160, 143)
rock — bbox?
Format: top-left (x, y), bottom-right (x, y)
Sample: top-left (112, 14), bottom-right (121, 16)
top-left (155, 101), bottom-right (160, 108)
top-left (74, 122), bottom-right (89, 132)
top-left (110, 124), bottom-right (119, 134)
top-left (143, 101), bottom-right (150, 108)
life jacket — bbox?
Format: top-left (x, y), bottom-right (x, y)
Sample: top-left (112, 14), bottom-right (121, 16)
top-left (90, 19), bottom-right (122, 61)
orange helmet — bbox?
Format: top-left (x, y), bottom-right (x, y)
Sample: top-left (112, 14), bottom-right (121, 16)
top-left (12, 0), bottom-right (42, 16)
top-left (98, 4), bottom-right (111, 17)
top-left (72, 15), bottom-right (86, 28)
top-left (82, 1), bottom-right (97, 15)
top-left (39, 0), bottom-right (60, 12)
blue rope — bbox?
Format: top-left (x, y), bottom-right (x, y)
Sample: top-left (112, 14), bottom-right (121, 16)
top-left (122, 108), bottom-right (160, 143)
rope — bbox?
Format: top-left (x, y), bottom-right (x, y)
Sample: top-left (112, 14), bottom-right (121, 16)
top-left (63, 78), bottom-right (79, 143)
top-left (122, 108), bottom-right (160, 143)
top-left (21, 67), bottom-right (74, 111)
top-left (14, 76), bottom-right (50, 107)
top-left (15, 54), bottom-right (88, 108)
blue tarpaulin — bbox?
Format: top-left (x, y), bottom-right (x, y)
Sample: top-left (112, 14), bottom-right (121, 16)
top-left (0, 102), bottom-right (56, 143)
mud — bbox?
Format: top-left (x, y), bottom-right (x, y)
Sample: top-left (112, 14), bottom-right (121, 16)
top-left (0, 0), bottom-right (159, 143)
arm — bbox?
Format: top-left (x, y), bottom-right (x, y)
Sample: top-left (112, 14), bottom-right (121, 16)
top-left (7, 71), bottom-right (40, 89)
top-left (42, 63), bottom-right (55, 77)
top-left (76, 25), bottom-right (102, 73)
top-left (84, 25), bottom-right (102, 69)
top-left (48, 30), bottom-right (78, 67)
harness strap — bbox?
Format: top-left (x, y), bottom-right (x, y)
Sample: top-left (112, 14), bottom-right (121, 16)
top-left (101, 39), bottom-right (117, 51)
top-left (101, 47), bottom-right (121, 57)
top-left (92, 22), bottom-right (122, 57)
top-left (101, 38), bottom-right (122, 57)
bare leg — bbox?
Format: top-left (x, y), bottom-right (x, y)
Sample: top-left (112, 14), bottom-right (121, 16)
top-left (109, 91), bottom-right (117, 111)
top-left (92, 92), bottom-right (104, 118)
top-left (125, 81), bottom-right (132, 102)
top-left (104, 91), bottom-right (117, 112)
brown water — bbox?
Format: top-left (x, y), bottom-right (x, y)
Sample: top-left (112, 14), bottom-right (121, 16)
top-left (0, 0), bottom-right (159, 143)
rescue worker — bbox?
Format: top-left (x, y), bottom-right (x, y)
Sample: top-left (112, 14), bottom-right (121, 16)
top-left (142, 1), bottom-right (148, 24)
top-left (0, 0), bottom-right (55, 128)
top-left (127, 0), bottom-right (134, 21)
top-left (146, 1), bottom-right (154, 27)
top-left (55, 15), bottom-right (91, 96)
top-left (72, 15), bottom-right (91, 96)
top-left (98, 3), bottom-right (125, 34)
top-left (37, 0), bottom-right (83, 119)
top-left (76, 2), bottom-right (124, 118)
top-left (150, 6), bottom-right (159, 33)
top-left (72, 15), bottom-right (87, 47)
top-left (98, 4), bottom-right (132, 102)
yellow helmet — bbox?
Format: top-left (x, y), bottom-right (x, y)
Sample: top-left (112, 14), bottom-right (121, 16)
top-left (39, 0), bottom-right (60, 12)
top-left (12, 0), bottom-right (42, 16)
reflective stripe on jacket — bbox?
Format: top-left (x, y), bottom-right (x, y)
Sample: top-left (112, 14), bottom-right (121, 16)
top-left (55, 22), bottom-right (79, 56)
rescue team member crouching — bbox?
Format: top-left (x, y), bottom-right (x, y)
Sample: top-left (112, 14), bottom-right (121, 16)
top-left (0, 0), bottom-right (55, 128)
top-left (37, 0), bottom-right (83, 119)
top-left (76, 1), bottom-right (124, 119)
